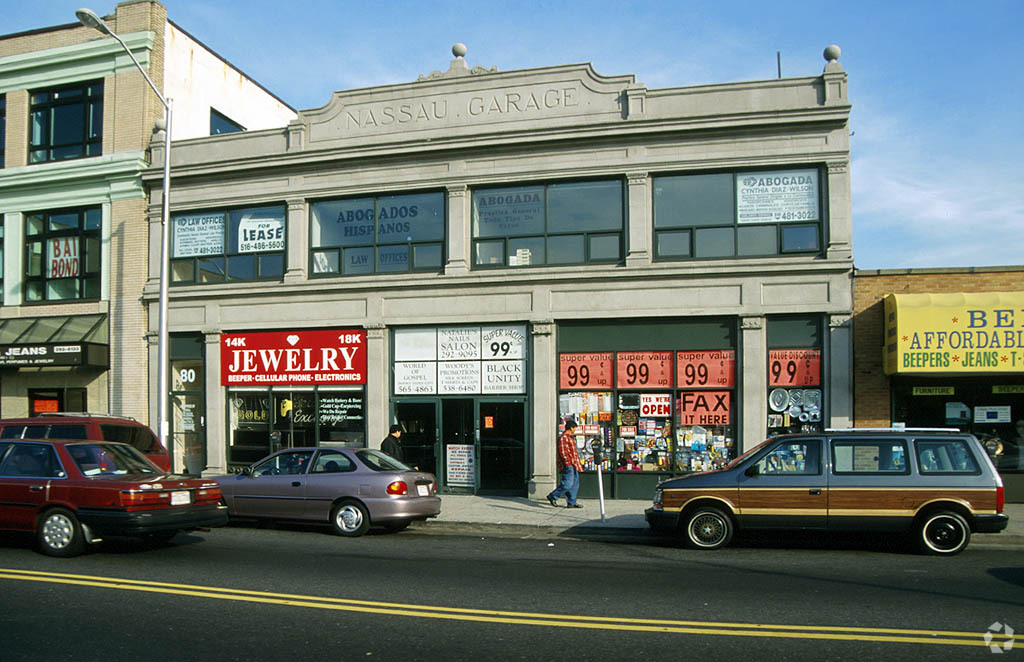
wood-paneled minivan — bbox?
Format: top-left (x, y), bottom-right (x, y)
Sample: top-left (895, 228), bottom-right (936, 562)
top-left (645, 429), bottom-right (1008, 555)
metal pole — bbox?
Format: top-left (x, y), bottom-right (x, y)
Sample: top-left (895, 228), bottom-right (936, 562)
top-left (156, 100), bottom-right (172, 454)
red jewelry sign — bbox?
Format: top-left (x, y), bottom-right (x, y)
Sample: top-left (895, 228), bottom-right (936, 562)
top-left (677, 391), bottom-right (731, 426)
top-left (221, 329), bottom-right (366, 386)
top-left (768, 349), bottom-right (821, 386)
top-left (676, 350), bottom-right (735, 388)
top-left (616, 351), bottom-right (672, 389)
top-left (559, 352), bottom-right (613, 389)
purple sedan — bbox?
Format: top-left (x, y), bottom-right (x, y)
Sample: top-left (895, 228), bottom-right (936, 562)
top-left (214, 447), bottom-right (440, 536)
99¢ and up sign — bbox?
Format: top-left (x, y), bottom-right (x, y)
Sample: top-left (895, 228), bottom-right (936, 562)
top-left (616, 351), bottom-right (672, 388)
top-left (676, 350), bottom-right (735, 388)
top-left (768, 349), bottom-right (821, 386)
top-left (558, 353), bottom-right (613, 389)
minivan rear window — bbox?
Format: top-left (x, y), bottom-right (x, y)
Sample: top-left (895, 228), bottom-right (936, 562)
top-left (100, 424), bottom-right (161, 453)
top-left (832, 438), bottom-right (909, 474)
top-left (45, 424), bottom-right (89, 440)
top-left (915, 439), bottom-right (981, 474)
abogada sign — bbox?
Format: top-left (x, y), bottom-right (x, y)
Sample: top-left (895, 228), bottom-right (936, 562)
top-left (221, 329), bottom-right (366, 385)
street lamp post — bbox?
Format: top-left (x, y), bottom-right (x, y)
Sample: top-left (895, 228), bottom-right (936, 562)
top-left (76, 8), bottom-right (173, 460)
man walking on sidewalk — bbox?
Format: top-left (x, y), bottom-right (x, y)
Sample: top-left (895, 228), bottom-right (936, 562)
top-left (547, 418), bottom-right (583, 508)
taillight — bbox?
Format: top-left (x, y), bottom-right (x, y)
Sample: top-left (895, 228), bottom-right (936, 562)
top-left (997, 486), bottom-right (1005, 514)
top-left (121, 490), bottom-right (170, 507)
top-left (386, 481), bottom-right (408, 495)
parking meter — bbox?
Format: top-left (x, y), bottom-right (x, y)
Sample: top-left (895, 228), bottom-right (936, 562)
top-left (590, 438), bottom-right (607, 523)
top-left (590, 439), bottom-right (603, 462)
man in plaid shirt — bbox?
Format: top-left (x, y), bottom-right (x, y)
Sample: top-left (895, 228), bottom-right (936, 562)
top-left (546, 418), bottom-right (584, 508)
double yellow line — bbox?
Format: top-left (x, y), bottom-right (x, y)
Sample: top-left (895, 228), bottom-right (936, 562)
top-left (0, 568), bottom-right (1008, 648)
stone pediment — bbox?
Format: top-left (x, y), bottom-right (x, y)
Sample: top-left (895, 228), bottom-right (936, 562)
top-left (295, 62), bottom-right (640, 150)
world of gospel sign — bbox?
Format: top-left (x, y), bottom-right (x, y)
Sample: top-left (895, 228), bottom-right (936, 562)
top-left (884, 292), bottom-right (1024, 374)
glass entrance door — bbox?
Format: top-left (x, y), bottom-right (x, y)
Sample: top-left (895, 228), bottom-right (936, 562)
top-left (394, 400), bottom-right (439, 475)
top-left (441, 399), bottom-right (476, 492)
top-left (478, 399), bottom-right (527, 495)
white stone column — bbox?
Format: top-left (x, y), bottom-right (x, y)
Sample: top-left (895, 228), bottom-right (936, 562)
top-left (284, 198), bottom-right (307, 283)
top-left (528, 321), bottom-right (556, 499)
top-left (445, 184), bottom-right (469, 275)
top-left (741, 316), bottom-right (767, 452)
top-left (625, 171), bottom-right (651, 266)
top-left (828, 313), bottom-right (853, 428)
top-left (203, 331), bottom-right (227, 475)
top-left (825, 160), bottom-right (852, 262)
top-left (366, 324), bottom-right (389, 448)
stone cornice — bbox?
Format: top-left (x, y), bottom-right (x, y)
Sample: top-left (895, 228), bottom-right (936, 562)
top-left (0, 31), bottom-right (155, 92)
top-left (0, 151), bottom-right (147, 212)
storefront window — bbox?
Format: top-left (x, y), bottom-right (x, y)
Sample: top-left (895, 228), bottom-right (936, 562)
top-left (766, 316), bottom-right (824, 435)
top-left (24, 207), bottom-right (101, 302)
top-left (310, 191), bottom-right (444, 276)
top-left (654, 168), bottom-right (822, 260)
top-left (29, 80), bottom-right (103, 163)
top-left (472, 180), bottom-right (623, 268)
top-left (171, 205), bottom-right (285, 284)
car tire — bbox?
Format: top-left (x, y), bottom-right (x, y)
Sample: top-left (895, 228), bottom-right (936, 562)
top-left (682, 506), bottom-right (733, 550)
top-left (331, 500), bottom-right (370, 537)
top-left (917, 510), bottom-right (971, 555)
top-left (384, 520), bottom-right (411, 533)
top-left (37, 508), bottom-right (86, 558)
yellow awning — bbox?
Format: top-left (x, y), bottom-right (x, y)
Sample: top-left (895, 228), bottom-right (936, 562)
top-left (883, 292), bottom-right (1024, 375)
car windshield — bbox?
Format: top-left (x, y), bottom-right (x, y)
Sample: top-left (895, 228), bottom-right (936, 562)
top-left (67, 443), bottom-right (158, 476)
top-left (723, 436), bottom-right (779, 470)
top-left (356, 449), bottom-right (412, 472)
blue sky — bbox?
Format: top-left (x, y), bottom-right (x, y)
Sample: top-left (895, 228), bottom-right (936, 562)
top-left (4, 0), bottom-right (1022, 270)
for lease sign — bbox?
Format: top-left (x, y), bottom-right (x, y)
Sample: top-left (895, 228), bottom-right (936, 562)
top-left (221, 329), bottom-right (366, 385)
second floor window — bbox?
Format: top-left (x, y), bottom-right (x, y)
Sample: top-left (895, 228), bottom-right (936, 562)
top-left (210, 108), bottom-right (245, 135)
top-left (29, 81), bottom-right (103, 163)
top-left (310, 192), bottom-right (444, 276)
top-left (171, 205), bottom-right (286, 284)
top-left (24, 207), bottom-right (101, 302)
top-left (472, 180), bottom-right (623, 268)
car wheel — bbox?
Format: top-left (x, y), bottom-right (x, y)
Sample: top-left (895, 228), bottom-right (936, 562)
top-left (37, 508), bottom-right (86, 557)
top-left (917, 510), bottom-right (971, 555)
top-left (384, 520), bottom-right (411, 533)
top-left (683, 506), bottom-right (733, 550)
top-left (331, 501), bottom-right (370, 537)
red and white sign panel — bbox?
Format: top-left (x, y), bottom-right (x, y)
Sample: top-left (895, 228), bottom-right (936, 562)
top-left (677, 391), bottom-right (731, 426)
top-left (47, 238), bottom-right (80, 278)
top-left (221, 329), bottom-right (366, 386)
top-left (768, 349), bottom-right (821, 386)
top-left (559, 353), bottom-right (613, 389)
top-left (616, 351), bottom-right (672, 389)
top-left (676, 350), bottom-right (735, 388)
top-left (640, 394), bottom-right (672, 418)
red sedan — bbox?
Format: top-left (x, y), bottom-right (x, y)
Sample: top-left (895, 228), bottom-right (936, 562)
top-left (0, 439), bottom-right (227, 557)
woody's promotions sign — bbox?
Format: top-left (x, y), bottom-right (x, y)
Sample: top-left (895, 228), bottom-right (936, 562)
top-left (221, 329), bottom-right (366, 385)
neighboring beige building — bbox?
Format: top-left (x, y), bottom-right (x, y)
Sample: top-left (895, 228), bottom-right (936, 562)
top-left (0, 1), bottom-right (294, 449)
top-left (149, 43), bottom-right (853, 497)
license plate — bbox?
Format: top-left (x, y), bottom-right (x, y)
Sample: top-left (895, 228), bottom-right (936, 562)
top-left (171, 491), bottom-right (190, 506)
top-left (417, 485), bottom-right (429, 496)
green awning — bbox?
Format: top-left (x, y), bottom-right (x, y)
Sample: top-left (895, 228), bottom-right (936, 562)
top-left (0, 314), bottom-right (108, 369)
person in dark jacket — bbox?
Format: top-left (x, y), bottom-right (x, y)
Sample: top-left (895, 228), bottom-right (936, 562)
top-left (381, 424), bottom-right (404, 462)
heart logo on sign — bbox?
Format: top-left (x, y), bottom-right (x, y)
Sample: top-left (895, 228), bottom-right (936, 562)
top-left (286, 335), bottom-right (300, 346)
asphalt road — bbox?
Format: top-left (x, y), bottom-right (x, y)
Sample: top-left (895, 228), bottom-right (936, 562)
top-left (0, 523), bottom-right (1020, 661)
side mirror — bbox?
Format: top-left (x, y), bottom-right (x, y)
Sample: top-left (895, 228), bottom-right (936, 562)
top-left (744, 464), bottom-right (760, 477)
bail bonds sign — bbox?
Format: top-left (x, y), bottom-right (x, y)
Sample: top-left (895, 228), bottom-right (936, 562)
top-left (221, 329), bottom-right (366, 385)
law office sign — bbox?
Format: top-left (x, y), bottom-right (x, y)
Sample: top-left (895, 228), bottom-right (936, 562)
top-left (884, 292), bottom-right (1024, 374)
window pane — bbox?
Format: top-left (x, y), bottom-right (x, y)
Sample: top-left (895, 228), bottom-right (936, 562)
top-left (49, 213), bottom-right (78, 232)
top-left (508, 236), bottom-right (545, 267)
top-left (547, 180), bottom-right (622, 233)
top-left (26, 215), bottom-right (44, 236)
top-left (312, 250), bottom-right (339, 274)
top-left (83, 276), bottom-right (100, 299)
top-left (89, 101), bottom-right (103, 139)
top-left (25, 282), bottom-right (43, 301)
top-left (47, 279), bottom-right (78, 300)
top-left (656, 230), bottom-right (690, 257)
top-left (781, 224), bottom-right (819, 252)
top-left (547, 235), bottom-right (584, 264)
top-left (342, 247), bottom-right (373, 274)
top-left (198, 257), bottom-right (225, 282)
top-left (51, 104), bottom-right (85, 146)
top-left (85, 237), bottom-right (100, 272)
top-left (378, 193), bottom-right (444, 243)
top-left (654, 174), bottom-right (734, 227)
top-left (473, 186), bottom-right (545, 238)
top-left (377, 245), bottom-right (409, 272)
top-left (27, 242), bottom-right (43, 276)
top-left (310, 198), bottom-right (374, 248)
top-left (258, 253), bottom-right (284, 278)
top-left (227, 255), bottom-right (256, 280)
top-left (413, 243), bottom-right (442, 269)
top-left (474, 240), bottom-right (504, 266)
top-left (173, 213), bottom-right (225, 258)
top-left (694, 227), bottom-right (735, 257)
top-left (737, 225), bottom-right (777, 255)
top-left (171, 259), bottom-right (194, 283)
top-left (30, 111), bottom-right (46, 147)
top-left (84, 208), bottom-right (101, 230)
top-left (589, 234), bottom-right (621, 261)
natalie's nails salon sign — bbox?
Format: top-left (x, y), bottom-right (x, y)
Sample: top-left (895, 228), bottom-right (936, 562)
top-left (221, 329), bottom-right (366, 385)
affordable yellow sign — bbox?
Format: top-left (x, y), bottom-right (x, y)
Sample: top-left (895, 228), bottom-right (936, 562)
top-left (884, 292), bottom-right (1024, 374)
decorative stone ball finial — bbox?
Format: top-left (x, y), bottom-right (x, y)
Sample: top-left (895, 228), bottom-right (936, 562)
top-left (823, 44), bottom-right (841, 62)
top-left (452, 43), bottom-right (467, 58)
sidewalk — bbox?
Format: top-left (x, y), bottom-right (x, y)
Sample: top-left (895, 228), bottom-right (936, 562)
top-left (411, 495), bottom-right (1024, 548)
